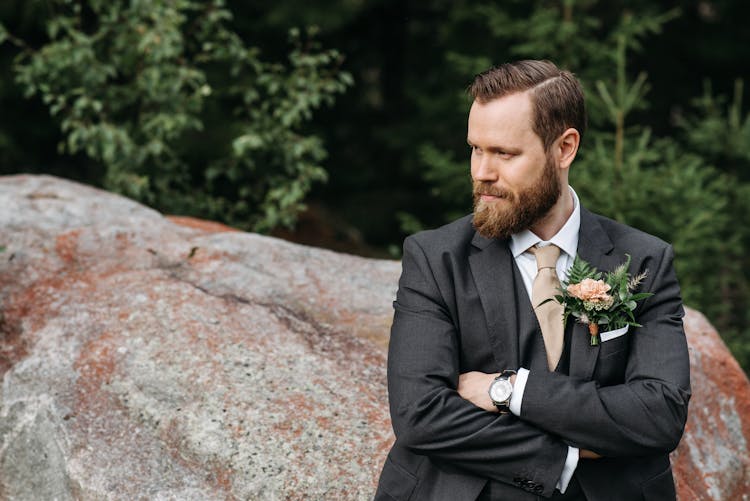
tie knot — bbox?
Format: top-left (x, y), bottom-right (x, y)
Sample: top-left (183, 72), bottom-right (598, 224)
top-left (529, 244), bottom-right (560, 271)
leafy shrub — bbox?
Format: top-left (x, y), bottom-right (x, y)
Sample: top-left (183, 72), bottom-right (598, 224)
top-left (2, 0), bottom-right (351, 231)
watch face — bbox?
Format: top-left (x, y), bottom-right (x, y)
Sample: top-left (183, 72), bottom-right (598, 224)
top-left (490, 379), bottom-right (512, 403)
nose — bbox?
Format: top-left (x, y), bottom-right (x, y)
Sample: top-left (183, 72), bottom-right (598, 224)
top-left (472, 153), bottom-right (497, 182)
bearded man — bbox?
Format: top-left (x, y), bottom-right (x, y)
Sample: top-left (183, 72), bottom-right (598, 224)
top-left (374, 60), bottom-right (690, 501)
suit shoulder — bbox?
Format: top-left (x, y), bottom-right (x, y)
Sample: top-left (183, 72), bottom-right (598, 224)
top-left (590, 211), bottom-right (671, 252)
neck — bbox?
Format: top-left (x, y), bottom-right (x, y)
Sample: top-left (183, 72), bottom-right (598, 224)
top-left (529, 186), bottom-right (574, 241)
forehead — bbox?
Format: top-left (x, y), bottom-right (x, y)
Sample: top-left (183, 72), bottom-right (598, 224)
top-left (467, 91), bottom-right (540, 147)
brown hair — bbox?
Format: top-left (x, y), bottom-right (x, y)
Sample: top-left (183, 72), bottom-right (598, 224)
top-left (468, 60), bottom-right (587, 151)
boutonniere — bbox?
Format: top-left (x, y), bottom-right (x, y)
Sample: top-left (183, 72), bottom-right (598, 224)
top-left (545, 255), bottom-right (653, 346)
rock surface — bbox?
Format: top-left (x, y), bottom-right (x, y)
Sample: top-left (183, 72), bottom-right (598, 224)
top-left (0, 175), bottom-right (397, 500)
top-left (0, 175), bottom-right (749, 500)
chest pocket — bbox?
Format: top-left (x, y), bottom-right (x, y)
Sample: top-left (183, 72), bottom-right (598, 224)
top-left (594, 332), bottom-right (630, 385)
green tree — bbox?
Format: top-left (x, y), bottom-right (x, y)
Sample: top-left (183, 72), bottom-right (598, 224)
top-left (672, 80), bottom-right (750, 368)
top-left (1, 0), bottom-right (351, 232)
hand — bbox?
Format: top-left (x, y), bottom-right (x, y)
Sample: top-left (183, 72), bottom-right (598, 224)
top-left (580, 449), bottom-right (602, 459)
top-left (458, 371), bottom-right (504, 412)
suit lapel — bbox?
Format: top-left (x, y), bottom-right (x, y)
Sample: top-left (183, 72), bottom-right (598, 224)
top-left (568, 208), bottom-right (620, 379)
top-left (469, 232), bottom-right (520, 370)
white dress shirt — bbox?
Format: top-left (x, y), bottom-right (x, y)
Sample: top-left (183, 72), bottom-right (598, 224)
top-left (507, 186), bottom-right (581, 493)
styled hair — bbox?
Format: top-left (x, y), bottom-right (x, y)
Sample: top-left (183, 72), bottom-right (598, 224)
top-left (468, 60), bottom-right (587, 150)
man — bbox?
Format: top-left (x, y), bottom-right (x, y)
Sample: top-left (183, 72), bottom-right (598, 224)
top-left (374, 60), bottom-right (690, 501)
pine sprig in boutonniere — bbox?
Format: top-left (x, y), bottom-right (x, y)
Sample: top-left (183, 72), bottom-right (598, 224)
top-left (545, 255), bottom-right (653, 346)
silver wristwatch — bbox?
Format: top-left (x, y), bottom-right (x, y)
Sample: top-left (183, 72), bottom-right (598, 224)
top-left (488, 370), bottom-right (517, 413)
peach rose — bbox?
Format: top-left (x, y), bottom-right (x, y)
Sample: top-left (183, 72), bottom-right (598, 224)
top-left (567, 278), bottom-right (612, 303)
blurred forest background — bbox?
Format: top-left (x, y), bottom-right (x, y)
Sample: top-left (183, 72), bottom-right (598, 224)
top-left (1, 0), bottom-right (749, 372)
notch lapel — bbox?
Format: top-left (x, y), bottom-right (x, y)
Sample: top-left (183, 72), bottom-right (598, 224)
top-left (469, 232), bottom-right (520, 370)
top-left (568, 209), bottom-right (621, 379)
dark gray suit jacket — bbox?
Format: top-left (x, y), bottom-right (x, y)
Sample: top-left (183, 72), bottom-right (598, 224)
top-left (375, 209), bottom-right (691, 501)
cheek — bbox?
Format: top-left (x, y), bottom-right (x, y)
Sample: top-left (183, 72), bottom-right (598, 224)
top-left (508, 159), bottom-right (542, 185)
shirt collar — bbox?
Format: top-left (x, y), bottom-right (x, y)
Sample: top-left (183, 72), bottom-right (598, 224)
top-left (509, 186), bottom-right (581, 259)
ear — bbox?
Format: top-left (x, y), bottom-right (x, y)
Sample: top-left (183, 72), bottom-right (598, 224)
top-left (555, 128), bottom-right (580, 170)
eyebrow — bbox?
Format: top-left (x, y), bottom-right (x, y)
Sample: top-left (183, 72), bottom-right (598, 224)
top-left (466, 139), bottom-right (521, 155)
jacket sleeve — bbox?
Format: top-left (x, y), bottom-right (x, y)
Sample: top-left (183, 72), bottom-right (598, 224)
top-left (387, 235), bottom-right (568, 497)
top-left (519, 244), bottom-right (691, 457)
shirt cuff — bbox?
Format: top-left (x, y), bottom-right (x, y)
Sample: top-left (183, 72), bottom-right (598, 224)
top-left (556, 446), bottom-right (579, 493)
top-left (508, 367), bottom-right (529, 416)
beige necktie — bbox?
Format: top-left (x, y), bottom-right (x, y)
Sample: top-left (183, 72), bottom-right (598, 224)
top-left (529, 244), bottom-right (564, 371)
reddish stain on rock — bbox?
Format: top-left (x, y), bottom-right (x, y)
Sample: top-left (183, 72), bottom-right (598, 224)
top-left (55, 229), bottom-right (83, 264)
top-left (212, 467), bottom-right (233, 493)
top-left (0, 310), bottom-right (27, 377)
top-left (0, 272), bottom-right (87, 376)
top-left (74, 331), bottom-right (118, 406)
top-left (167, 215), bottom-right (239, 234)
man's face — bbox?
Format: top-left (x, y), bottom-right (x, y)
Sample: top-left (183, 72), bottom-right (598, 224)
top-left (467, 92), bottom-right (561, 240)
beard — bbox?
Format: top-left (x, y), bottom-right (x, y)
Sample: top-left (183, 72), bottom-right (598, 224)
top-left (472, 155), bottom-right (561, 240)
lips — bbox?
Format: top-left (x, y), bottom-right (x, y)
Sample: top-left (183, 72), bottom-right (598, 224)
top-left (475, 188), bottom-right (511, 200)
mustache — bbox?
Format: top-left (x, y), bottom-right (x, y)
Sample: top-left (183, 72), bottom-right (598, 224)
top-left (473, 181), bottom-right (513, 199)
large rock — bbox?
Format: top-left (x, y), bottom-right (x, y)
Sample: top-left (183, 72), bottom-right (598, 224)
top-left (0, 175), bottom-right (396, 500)
top-left (0, 175), bottom-right (748, 500)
